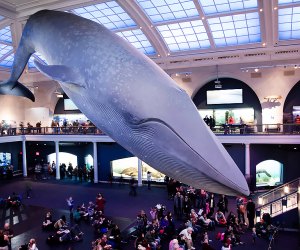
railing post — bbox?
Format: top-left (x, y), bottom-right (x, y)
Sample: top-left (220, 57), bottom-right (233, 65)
top-left (55, 141), bottom-right (60, 180)
top-left (22, 138), bottom-right (27, 177)
top-left (93, 142), bottom-right (98, 183)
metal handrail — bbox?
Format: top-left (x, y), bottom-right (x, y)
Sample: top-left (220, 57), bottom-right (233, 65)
top-left (258, 177), bottom-right (300, 199)
top-left (0, 123), bottom-right (299, 136)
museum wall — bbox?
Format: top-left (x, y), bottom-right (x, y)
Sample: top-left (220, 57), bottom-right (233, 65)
top-left (250, 144), bottom-right (300, 190)
top-left (169, 64), bottom-right (300, 125)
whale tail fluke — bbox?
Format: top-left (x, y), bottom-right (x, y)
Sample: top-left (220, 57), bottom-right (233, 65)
top-left (0, 81), bottom-right (35, 102)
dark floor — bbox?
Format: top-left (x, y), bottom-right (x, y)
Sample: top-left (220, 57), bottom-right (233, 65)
top-left (0, 177), bottom-right (299, 250)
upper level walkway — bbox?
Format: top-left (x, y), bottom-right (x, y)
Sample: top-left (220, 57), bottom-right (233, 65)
top-left (0, 124), bottom-right (299, 145)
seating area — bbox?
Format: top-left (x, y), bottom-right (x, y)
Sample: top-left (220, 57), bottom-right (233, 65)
top-left (0, 178), bottom-right (298, 250)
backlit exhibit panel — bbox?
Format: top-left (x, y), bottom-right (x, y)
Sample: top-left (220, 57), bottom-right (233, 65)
top-left (111, 157), bottom-right (165, 182)
top-left (0, 152), bottom-right (11, 166)
top-left (198, 108), bottom-right (254, 125)
top-left (207, 89), bottom-right (243, 105)
top-left (48, 153), bottom-right (78, 168)
top-left (256, 160), bottom-right (283, 187)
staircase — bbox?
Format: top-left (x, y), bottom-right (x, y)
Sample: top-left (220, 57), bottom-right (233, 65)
top-left (256, 177), bottom-right (299, 221)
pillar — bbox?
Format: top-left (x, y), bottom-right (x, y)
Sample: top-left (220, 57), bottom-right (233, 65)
top-left (22, 139), bottom-right (27, 177)
top-left (55, 141), bottom-right (60, 180)
top-left (138, 158), bottom-right (143, 187)
top-left (245, 143), bottom-right (251, 188)
top-left (93, 142), bottom-right (98, 183)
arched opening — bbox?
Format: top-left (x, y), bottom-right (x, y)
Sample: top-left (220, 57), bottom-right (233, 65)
top-left (192, 77), bottom-right (262, 132)
top-left (256, 159), bottom-right (283, 188)
top-left (283, 80), bottom-right (300, 123)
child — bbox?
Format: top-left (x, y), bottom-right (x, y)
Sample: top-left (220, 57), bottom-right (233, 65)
top-left (252, 227), bottom-right (257, 244)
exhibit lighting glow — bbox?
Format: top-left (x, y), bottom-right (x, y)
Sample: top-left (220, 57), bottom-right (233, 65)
top-left (284, 186), bottom-right (289, 193)
top-left (258, 197), bottom-right (263, 205)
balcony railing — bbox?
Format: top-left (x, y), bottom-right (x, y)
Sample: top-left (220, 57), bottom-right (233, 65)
top-left (256, 177), bottom-right (299, 220)
top-left (0, 123), bottom-right (299, 136)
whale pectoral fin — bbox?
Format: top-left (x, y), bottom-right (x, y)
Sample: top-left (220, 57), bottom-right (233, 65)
top-left (34, 60), bottom-right (86, 88)
top-left (0, 81), bottom-right (35, 102)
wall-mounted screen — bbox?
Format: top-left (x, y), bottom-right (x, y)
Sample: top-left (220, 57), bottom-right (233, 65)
top-left (0, 153), bottom-right (11, 166)
top-left (111, 157), bottom-right (165, 182)
top-left (207, 89), bottom-right (243, 105)
top-left (64, 99), bottom-right (79, 111)
top-left (256, 160), bottom-right (283, 187)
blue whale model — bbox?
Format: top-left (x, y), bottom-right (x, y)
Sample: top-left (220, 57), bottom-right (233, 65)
top-left (0, 10), bottom-right (249, 196)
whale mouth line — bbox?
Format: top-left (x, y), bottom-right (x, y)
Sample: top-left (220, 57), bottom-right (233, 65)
top-left (131, 117), bottom-right (248, 193)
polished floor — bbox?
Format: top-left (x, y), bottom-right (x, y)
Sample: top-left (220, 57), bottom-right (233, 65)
top-left (0, 177), bottom-right (299, 250)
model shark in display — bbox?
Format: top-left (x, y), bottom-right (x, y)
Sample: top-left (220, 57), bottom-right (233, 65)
top-left (0, 10), bottom-right (249, 196)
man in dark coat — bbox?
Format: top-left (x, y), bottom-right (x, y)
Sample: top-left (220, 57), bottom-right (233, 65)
top-left (246, 198), bottom-right (256, 229)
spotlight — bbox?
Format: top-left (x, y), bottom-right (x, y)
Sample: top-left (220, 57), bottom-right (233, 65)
top-left (284, 186), bottom-right (289, 194)
top-left (254, 68), bottom-right (259, 72)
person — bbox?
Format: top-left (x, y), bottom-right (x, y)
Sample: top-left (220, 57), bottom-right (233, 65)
top-left (66, 197), bottom-right (74, 214)
top-left (228, 116), bottom-right (234, 124)
top-left (203, 115), bottom-right (209, 126)
top-left (147, 171), bottom-right (151, 190)
top-left (217, 195), bottom-right (228, 216)
top-left (27, 239), bottom-right (38, 250)
top-left (173, 192), bottom-right (183, 219)
top-left (42, 212), bottom-right (54, 230)
top-left (2, 223), bottom-right (13, 249)
top-left (246, 198), bottom-right (256, 229)
top-left (236, 197), bottom-right (246, 225)
top-left (215, 210), bottom-right (227, 226)
top-left (54, 215), bottom-right (67, 230)
top-left (179, 227), bottom-right (195, 250)
top-left (0, 230), bottom-right (9, 250)
top-left (129, 177), bottom-right (137, 196)
top-left (95, 193), bottom-right (106, 213)
top-left (209, 116), bottom-right (215, 130)
top-left (295, 114), bottom-right (300, 133)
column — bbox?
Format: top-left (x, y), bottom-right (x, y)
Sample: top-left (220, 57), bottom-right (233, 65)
top-left (245, 143), bottom-right (250, 181)
top-left (22, 139), bottom-right (27, 177)
top-left (55, 141), bottom-right (60, 180)
top-left (93, 142), bottom-right (98, 183)
top-left (138, 158), bottom-right (143, 187)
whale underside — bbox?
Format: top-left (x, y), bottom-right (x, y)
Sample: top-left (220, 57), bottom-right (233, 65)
top-left (0, 9), bottom-right (250, 196)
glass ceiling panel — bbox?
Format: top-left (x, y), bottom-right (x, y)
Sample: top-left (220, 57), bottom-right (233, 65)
top-left (71, 1), bottom-right (136, 30)
top-left (136, 0), bottom-right (199, 23)
top-left (28, 53), bottom-right (48, 69)
top-left (199, 0), bottom-right (257, 15)
top-left (0, 44), bottom-right (13, 57)
top-left (0, 53), bottom-right (14, 68)
top-left (278, 7), bottom-right (300, 40)
top-left (157, 20), bottom-right (210, 52)
top-left (0, 26), bottom-right (12, 44)
top-left (278, 0), bottom-right (300, 4)
top-left (116, 29), bottom-right (156, 55)
top-left (208, 12), bottom-right (261, 47)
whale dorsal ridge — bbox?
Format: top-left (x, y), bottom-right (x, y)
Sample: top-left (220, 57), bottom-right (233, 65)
top-left (34, 60), bottom-right (86, 88)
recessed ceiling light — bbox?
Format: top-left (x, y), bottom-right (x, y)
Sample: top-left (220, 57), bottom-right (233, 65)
top-left (259, 8), bottom-right (263, 12)
top-left (274, 7), bottom-right (278, 10)
top-left (254, 68), bottom-right (259, 72)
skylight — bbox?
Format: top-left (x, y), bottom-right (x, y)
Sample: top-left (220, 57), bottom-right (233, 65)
top-left (157, 20), bottom-right (210, 52)
top-left (71, 1), bottom-right (136, 30)
top-left (0, 26), bottom-right (12, 44)
top-left (0, 53), bottom-right (14, 68)
top-left (0, 44), bottom-right (13, 58)
top-left (278, 0), bottom-right (300, 5)
top-left (116, 29), bottom-right (156, 55)
top-left (199, 0), bottom-right (257, 15)
top-left (136, 0), bottom-right (199, 23)
top-left (28, 53), bottom-right (48, 69)
top-left (208, 12), bottom-right (261, 47)
top-left (278, 7), bottom-right (300, 40)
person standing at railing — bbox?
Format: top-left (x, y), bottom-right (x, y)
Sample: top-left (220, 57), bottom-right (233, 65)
top-left (295, 115), bottom-right (300, 133)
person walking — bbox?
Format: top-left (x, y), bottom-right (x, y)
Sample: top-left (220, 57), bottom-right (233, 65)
top-left (147, 171), bottom-right (152, 190)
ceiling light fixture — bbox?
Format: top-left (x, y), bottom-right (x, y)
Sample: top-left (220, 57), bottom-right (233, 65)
top-left (214, 65), bottom-right (222, 89)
